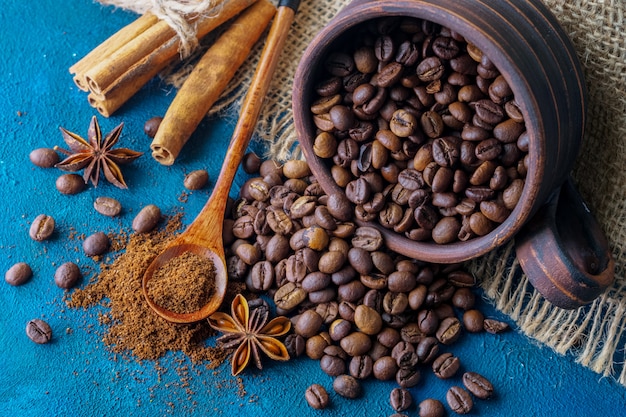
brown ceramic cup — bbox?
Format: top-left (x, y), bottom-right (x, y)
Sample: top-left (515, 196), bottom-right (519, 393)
top-left (292, 0), bottom-right (614, 308)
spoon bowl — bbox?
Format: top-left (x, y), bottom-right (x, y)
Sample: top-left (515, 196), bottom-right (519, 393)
top-left (141, 0), bottom-right (300, 323)
top-left (142, 243), bottom-right (228, 323)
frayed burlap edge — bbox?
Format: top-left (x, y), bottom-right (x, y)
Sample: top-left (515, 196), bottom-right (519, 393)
top-left (97, 0), bottom-right (626, 386)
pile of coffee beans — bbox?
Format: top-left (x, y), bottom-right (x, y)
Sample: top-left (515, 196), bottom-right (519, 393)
top-left (223, 154), bottom-right (505, 415)
top-left (308, 17), bottom-right (527, 244)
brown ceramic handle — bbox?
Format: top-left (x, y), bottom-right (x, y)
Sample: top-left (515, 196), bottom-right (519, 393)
top-left (515, 177), bottom-right (615, 309)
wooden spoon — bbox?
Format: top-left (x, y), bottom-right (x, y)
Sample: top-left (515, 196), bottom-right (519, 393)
top-left (142, 0), bottom-right (301, 323)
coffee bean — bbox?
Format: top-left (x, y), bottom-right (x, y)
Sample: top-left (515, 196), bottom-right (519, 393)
top-left (418, 399), bottom-right (445, 417)
top-left (436, 316), bottom-right (461, 344)
top-left (56, 173), bottom-right (85, 194)
top-left (132, 204), bottom-right (161, 233)
top-left (354, 304), bottom-right (383, 335)
top-left (184, 169), bottom-right (209, 190)
top-left (373, 355), bottom-right (398, 380)
top-left (93, 196), bottom-right (122, 217)
top-left (83, 231), bottom-right (110, 257)
top-left (29, 147), bottom-right (59, 168)
top-left (295, 310), bottom-right (324, 338)
top-left (463, 371), bottom-right (494, 399)
top-left (305, 384), bottom-right (329, 409)
top-left (349, 354), bottom-right (373, 379)
top-left (285, 333), bottom-right (306, 357)
top-left (143, 116), bottom-right (163, 138)
top-left (333, 374), bottom-right (361, 399)
top-left (29, 214), bottom-right (55, 241)
top-left (274, 282), bottom-right (307, 312)
top-left (352, 226), bottom-right (383, 251)
top-left (463, 309), bottom-right (485, 333)
top-left (26, 319), bottom-right (52, 344)
top-left (340, 331), bottom-right (372, 357)
top-left (390, 388), bottom-right (413, 412)
top-left (54, 262), bottom-right (81, 289)
top-left (446, 386), bottom-right (473, 414)
top-left (483, 318), bottom-right (510, 334)
top-left (5, 262), bottom-right (32, 286)
top-left (432, 352), bottom-right (460, 379)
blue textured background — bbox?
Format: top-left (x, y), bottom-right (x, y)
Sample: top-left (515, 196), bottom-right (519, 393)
top-left (1, 1), bottom-right (625, 416)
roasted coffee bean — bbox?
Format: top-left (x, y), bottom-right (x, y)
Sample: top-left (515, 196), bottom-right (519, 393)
top-left (390, 109), bottom-right (418, 137)
top-left (306, 332), bottom-right (332, 359)
top-left (56, 173), bottom-right (85, 194)
top-left (432, 352), bottom-right (460, 379)
top-left (352, 226), bottom-right (383, 251)
top-left (463, 309), bottom-right (485, 333)
top-left (54, 262), bottom-right (81, 289)
top-left (26, 319), bottom-right (52, 344)
top-left (354, 46), bottom-right (378, 73)
top-left (463, 371), bottom-right (494, 399)
top-left (83, 231), bottom-right (110, 257)
top-left (483, 318), bottom-right (510, 334)
top-left (373, 355), bottom-right (398, 380)
top-left (333, 374), bottom-right (361, 399)
top-left (246, 261), bottom-right (274, 292)
top-left (346, 353), bottom-right (373, 381)
top-left (354, 304), bottom-right (383, 335)
top-left (446, 386), bottom-right (473, 414)
top-left (416, 336), bottom-right (440, 363)
top-left (396, 366), bottom-right (421, 388)
top-left (418, 399), bottom-right (445, 417)
top-left (295, 310), bottom-right (324, 338)
top-left (436, 316), bottom-right (461, 344)
top-left (143, 116), bottom-right (163, 138)
top-left (417, 56), bottom-right (445, 82)
top-left (305, 384), bottom-right (330, 409)
top-left (274, 282), bottom-right (307, 311)
top-left (93, 197), bottom-right (122, 217)
top-left (325, 52), bottom-right (355, 77)
top-left (320, 349), bottom-right (347, 377)
top-left (29, 214), bottom-right (55, 241)
top-left (452, 287), bottom-right (476, 310)
top-left (390, 388), bottom-right (413, 412)
top-left (285, 333), bottom-right (305, 358)
top-left (30, 147), bottom-right (59, 168)
top-left (329, 318), bottom-right (352, 342)
top-left (5, 262), bottom-right (32, 286)
top-left (184, 169), bottom-right (209, 190)
top-left (132, 204), bottom-right (161, 233)
top-left (340, 331), bottom-right (372, 357)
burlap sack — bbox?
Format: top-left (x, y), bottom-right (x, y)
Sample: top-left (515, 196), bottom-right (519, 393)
top-left (99, 0), bottom-right (626, 385)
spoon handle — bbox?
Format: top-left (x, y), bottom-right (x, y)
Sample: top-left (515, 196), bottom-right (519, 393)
top-left (210, 1), bottom-right (299, 204)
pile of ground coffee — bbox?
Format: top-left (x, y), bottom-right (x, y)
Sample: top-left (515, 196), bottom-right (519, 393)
top-left (146, 251), bottom-right (216, 314)
top-left (66, 214), bottom-right (240, 364)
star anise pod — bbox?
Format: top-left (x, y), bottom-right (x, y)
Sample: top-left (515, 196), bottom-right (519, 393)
top-left (54, 115), bottom-right (143, 188)
top-left (208, 294), bottom-right (291, 376)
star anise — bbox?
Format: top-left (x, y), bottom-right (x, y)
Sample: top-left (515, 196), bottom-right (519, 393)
top-left (54, 115), bottom-right (143, 188)
top-left (208, 294), bottom-right (291, 376)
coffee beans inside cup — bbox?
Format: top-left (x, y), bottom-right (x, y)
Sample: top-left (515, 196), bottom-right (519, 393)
top-left (308, 16), bottom-right (528, 245)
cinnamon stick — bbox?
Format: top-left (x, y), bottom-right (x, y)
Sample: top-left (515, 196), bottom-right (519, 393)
top-left (87, 0), bottom-right (259, 117)
top-left (150, 0), bottom-right (276, 166)
top-left (70, 13), bottom-right (159, 91)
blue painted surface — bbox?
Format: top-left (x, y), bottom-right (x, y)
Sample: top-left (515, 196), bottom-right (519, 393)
top-left (1, 1), bottom-right (625, 416)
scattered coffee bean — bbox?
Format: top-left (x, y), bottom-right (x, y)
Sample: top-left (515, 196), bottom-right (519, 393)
top-left (432, 352), bottom-right (460, 379)
top-left (143, 116), bottom-right (163, 138)
top-left (132, 204), bottom-right (161, 233)
top-left (83, 231), bottom-right (110, 257)
top-left (463, 371), bottom-right (494, 399)
top-left (446, 386), bottom-right (473, 414)
top-left (29, 214), bottom-right (55, 241)
top-left (390, 388), bottom-right (413, 412)
top-left (333, 374), bottom-right (361, 399)
top-left (29, 147), bottom-right (59, 168)
top-left (463, 309), bottom-right (485, 333)
top-left (94, 197), bottom-right (122, 217)
top-left (54, 262), bottom-right (81, 289)
top-left (305, 383), bottom-right (330, 409)
top-left (418, 399), bottom-right (445, 417)
top-left (242, 152), bottom-right (262, 174)
top-left (483, 318), bottom-right (510, 334)
top-left (184, 169), bottom-right (209, 190)
top-left (5, 262), bottom-right (32, 286)
top-left (26, 319), bottom-right (52, 344)
top-left (56, 173), bottom-right (85, 195)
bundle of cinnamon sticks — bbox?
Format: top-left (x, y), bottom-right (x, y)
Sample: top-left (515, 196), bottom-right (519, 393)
top-left (70, 0), bottom-right (260, 117)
